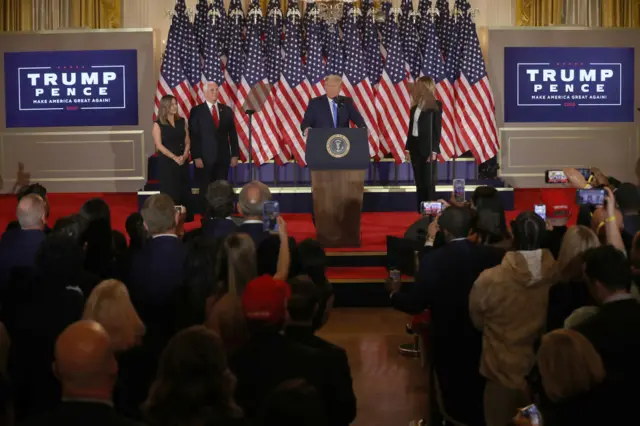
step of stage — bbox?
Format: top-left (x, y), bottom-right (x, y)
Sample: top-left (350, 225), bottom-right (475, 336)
top-left (328, 266), bottom-right (414, 307)
top-left (137, 183), bottom-right (514, 212)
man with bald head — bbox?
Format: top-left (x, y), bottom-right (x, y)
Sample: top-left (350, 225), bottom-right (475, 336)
top-left (0, 193), bottom-right (47, 284)
top-left (189, 81), bottom-right (239, 213)
top-left (237, 181), bottom-right (272, 244)
top-left (21, 320), bottom-right (142, 426)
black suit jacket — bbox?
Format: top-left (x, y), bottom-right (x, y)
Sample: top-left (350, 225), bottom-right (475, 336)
top-left (189, 102), bottom-right (239, 166)
top-left (285, 325), bottom-right (357, 425)
top-left (574, 298), bottom-right (640, 424)
top-left (238, 222), bottom-right (270, 246)
top-left (405, 100), bottom-right (442, 157)
top-left (202, 217), bottom-right (238, 239)
top-left (300, 95), bottom-right (366, 131)
top-left (392, 239), bottom-right (505, 426)
top-left (0, 229), bottom-right (45, 285)
top-left (230, 331), bottom-right (354, 426)
top-left (20, 401), bottom-right (144, 426)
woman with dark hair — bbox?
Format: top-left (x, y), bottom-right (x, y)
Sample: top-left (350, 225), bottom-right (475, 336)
top-left (79, 198), bottom-right (124, 280)
top-left (175, 237), bottom-right (222, 330)
top-left (469, 209), bottom-right (511, 249)
top-left (153, 94), bottom-right (191, 211)
top-left (125, 212), bottom-right (149, 251)
top-left (469, 211), bottom-right (556, 426)
top-left (143, 325), bottom-right (246, 426)
top-left (52, 214), bottom-right (88, 247)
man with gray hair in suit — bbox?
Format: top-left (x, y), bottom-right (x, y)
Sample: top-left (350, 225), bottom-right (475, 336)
top-left (237, 181), bottom-right (272, 244)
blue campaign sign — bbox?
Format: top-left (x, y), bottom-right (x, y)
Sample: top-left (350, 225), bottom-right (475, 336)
top-left (504, 47), bottom-right (635, 123)
top-left (4, 49), bottom-right (139, 128)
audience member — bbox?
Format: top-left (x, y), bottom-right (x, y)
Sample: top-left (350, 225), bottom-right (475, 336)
top-left (574, 245), bottom-right (640, 423)
top-left (258, 379), bottom-right (328, 426)
top-left (202, 180), bottom-right (238, 239)
top-left (143, 326), bottom-right (245, 426)
top-left (294, 239), bottom-right (333, 331)
top-left (515, 329), bottom-right (607, 426)
top-left (542, 204), bottom-right (571, 258)
top-left (231, 275), bottom-right (355, 426)
top-left (20, 320), bottom-right (142, 426)
top-left (5, 183), bottom-right (51, 234)
top-left (52, 214), bottom-right (88, 247)
top-left (391, 205), bottom-right (504, 426)
top-left (0, 322), bottom-right (9, 376)
top-left (125, 212), bottom-right (148, 252)
top-left (468, 208), bottom-right (511, 249)
top-left (176, 237), bottom-right (222, 330)
top-left (0, 369), bottom-right (11, 426)
top-left (470, 211), bottom-right (556, 426)
top-left (615, 182), bottom-right (640, 241)
top-left (237, 182), bottom-right (270, 244)
top-left (546, 226), bottom-right (600, 331)
top-left (79, 198), bottom-right (124, 280)
top-left (6, 235), bottom-right (87, 420)
top-left (285, 276), bottom-right (356, 416)
top-left (0, 194), bottom-right (47, 285)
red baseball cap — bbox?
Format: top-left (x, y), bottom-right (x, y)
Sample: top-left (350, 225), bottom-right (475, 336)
top-left (242, 275), bottom-right (291, 323)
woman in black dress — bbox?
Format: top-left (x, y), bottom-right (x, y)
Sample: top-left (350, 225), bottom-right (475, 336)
top-left (405, 77), bottom-right (442, 213)
top-left (152, 95), bottom-right (191, 209)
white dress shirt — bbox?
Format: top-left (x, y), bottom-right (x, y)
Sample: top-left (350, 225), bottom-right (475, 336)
top-left (412, 107), bottom-right (422, 137)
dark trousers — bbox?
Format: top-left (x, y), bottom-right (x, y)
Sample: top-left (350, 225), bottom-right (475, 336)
top-left (195, 159), bottom-right (230, 213)
top-left (410, 152), bottom-right (438, 213)
top-left (158, 156), bottom-right (192, 216)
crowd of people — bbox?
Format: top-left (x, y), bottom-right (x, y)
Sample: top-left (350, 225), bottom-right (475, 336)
top-left (1, 164), bottom-right (639, 426)
top-left (0, 180), bottom-right (355, 426)
top-left (389, 166), bottom-right (640, 426)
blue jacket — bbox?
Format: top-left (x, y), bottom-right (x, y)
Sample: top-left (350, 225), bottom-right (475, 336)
top-left (300, 95), bottom-right (366, 131)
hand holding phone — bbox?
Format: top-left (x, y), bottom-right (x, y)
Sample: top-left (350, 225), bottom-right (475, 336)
top-left (533, 204), bottom-right (546, 221)
top-left (576, 188), bottom-right (605, 206)
top-left (389, 269), bottom-right (401, 282)
top-left (453, 179), bottom-right (465, 203)
top-left (421, 201), bottom-right (443, 216)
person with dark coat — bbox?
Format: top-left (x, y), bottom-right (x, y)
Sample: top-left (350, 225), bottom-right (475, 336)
top-left (201, 180), bottom-right (238, 239)
top-left (390, 206), bottom-right (505, 426)
top-left (19, 320), bottom-right (143, 426)
top-left (230, 275), bottom-right (356, 426)
top-left (189, 82), bottom-right (239, 213)
top-left (405, 76), bottom-right (442, 212)
top-left (0, 194), bottom-right (47, 286)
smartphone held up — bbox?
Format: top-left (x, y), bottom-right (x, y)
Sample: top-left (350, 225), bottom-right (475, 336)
top-left (421, 201), bottom-right (443, 216)
top-left (262, 201), bottom-right (280, 232)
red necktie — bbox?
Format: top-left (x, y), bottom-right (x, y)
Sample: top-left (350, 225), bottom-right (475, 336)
top-left (212, 105), bottom-right (219, 127)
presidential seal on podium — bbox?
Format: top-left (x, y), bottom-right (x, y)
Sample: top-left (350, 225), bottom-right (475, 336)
top-left (326, 134), bottom-right (350, 159)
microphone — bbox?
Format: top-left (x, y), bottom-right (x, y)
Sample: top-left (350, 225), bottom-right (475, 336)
top-left (245, 109), bottom-right (255, 115)
top-left (335, 96), bottom-right (345, 108)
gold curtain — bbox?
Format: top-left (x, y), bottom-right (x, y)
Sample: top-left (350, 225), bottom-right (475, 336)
top-left (0, 0), bottom-right (33, 31)
top-left (601, 0), bottom-right (640, 27)
top-left (69, 0), bottom-right (121, 29)
top-left (516, 0), bottom-right (564, 26)
top-left (516, 0), bottom-right (640, 26)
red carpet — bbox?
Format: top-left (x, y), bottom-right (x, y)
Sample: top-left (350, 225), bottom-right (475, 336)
top-left (0, 187), bottom-right (579, 255)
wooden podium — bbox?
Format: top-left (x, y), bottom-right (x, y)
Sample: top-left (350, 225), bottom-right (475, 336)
top-left (306, 128), bottom-right (369, 248)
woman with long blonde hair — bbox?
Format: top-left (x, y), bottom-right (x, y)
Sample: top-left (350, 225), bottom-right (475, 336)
top-left (152, 95), bottom-right (192, 216)
top-left (546, 226), bottom-right (600, 331)
top-left (405, 76), bottom-right (442, 212)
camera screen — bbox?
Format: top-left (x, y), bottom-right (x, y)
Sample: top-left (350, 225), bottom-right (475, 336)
top-left (421, 202), bottom-right (442, 216)
top-left (262, 201), bottom-right (280, 232)
top-left (576, 189), bottom-right (605, 206)
top-left (546, 170), bottom-right (567, 184)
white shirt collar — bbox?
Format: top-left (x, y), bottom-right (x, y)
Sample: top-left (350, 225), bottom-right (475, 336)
top-left (604, 292), bottom-right (635, 304)
top-left (152, 233), bottom-right (178, 239)
top-left (243, 219), bottom-right (263, 224)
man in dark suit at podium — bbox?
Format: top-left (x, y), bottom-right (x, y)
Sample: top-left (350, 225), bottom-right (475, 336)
top-left (300, 75), bottom-right (366, 132)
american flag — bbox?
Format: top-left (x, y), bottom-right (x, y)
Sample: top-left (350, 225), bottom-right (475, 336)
top-left (201, 2), bottom-right (224, 87)
top-left (375, 9), bottom-right (411, 163)
top-left (325, 25), bottom-right (343, 77)
top-left (363, 2), bottom-right (383, 86)
top-left (401, 0), bottom-right (422, 80)
top-left (342, 3), bottom-right (379, 157)
top-left (264, 0), bottom-right (289, 163)
top-left (452, 0), bottom-right (498, 163)
top-left (193, 0), bottom-right (209, 55)
top-left (304, 6), bottom-right (326, 98)
top-left (224, 0), bottom-right (248, 161)
top-left (212, 0), bottom-right (227, 55)
top-left (417, 0), bottom-right (429, 49)
top-left (153, 0), bottom-right (194, 120)
top-left (175, 0), bottom-right (204, 105)
top-left (436, 0), bottom-right (453, 60)
top-left (240, 2), bottom-right (281, 165)
top-left (275, 0), bottom-right (311, 165)
top-left (420, 10), bottom-right (454, 159)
